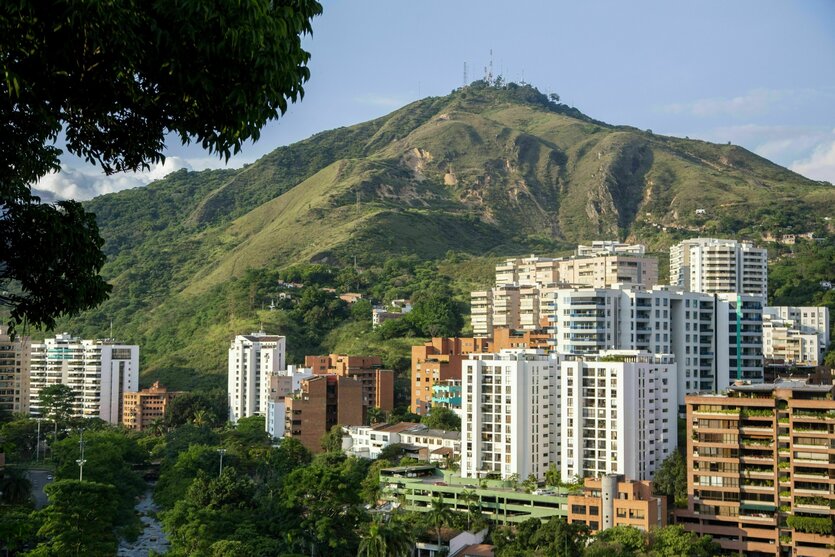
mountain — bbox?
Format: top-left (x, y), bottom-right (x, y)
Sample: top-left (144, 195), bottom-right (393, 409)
top-left (60, 81), bottom-right (834, 387)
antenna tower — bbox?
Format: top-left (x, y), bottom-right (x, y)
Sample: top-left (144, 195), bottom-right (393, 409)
top-left (463, 62), bottom-right (468, 86)
top-left (488, 49), bottom-right (494, 84)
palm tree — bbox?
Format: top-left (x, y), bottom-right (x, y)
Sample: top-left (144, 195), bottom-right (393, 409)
top-left (359, 515), bottom-right (414, 557)
top-left (191, 408), bottom-right (213, 428)
top-left (366, 407), bottom-right (385, 425)
top-left (150, 417), bottom-right (166, 437)
top-left (358, 517), bottom-right (387, 557)
top-left (460, 489), bottom-right (480, 531)
top-left (425, 495), bottom-right (454, 554)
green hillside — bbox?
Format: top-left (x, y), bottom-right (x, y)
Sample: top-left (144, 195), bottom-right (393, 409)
top-left (54, 81), bottom-right (835, 388)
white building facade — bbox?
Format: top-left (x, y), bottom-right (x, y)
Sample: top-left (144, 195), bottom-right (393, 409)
top-left (560, 351), bottom-right (677, 481)
top-left (670, 238), bottom-right (768, 298)
top-left (542, 285), bottom-right (763, 405)
top-left (29, 333), bottom-right (139, 423)
top-left (227, 332), bottom-right (286, 423)
top-left (762, 306), bottom-right (829, 367)
top-left (461, 350), bottom-right (559, 481)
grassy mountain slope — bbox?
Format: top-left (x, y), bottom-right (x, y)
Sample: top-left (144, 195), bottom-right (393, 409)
top-left (60, 81), bottom-right (834, 387)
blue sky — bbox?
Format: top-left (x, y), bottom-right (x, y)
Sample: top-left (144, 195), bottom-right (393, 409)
top-left (40, 0), bottom-right (835, 200)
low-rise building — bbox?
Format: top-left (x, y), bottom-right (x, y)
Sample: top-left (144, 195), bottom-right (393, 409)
top-left (380, 465), bottom-right (569, 525)
top-left (764, 306), bottom-right (830, 364)
top-left (122, 381), bottom-right (182, 432)
top-left (567, 475), bottom-right (667, 533)
top-left (431, 380), bottom-right (462, 414)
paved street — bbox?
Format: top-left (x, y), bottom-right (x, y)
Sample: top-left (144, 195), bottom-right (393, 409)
top-left (26, 469), bottom-right (53, 509)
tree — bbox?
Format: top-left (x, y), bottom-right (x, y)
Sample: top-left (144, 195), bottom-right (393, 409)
top-left (420, 406), bottom-right (461, 431)
top-left (358, 515), bottom-right (414, 557)
top-left (407, 287), bottom-right (463, 337)
top-left (0, 467), bottom-right (32, 505)
top-left (647, 525), bottom-right (720, 557)
top-left (424, 495), bottom-right (454, 553)
top-left (585, 525), bottom-right (647, 556)
top-left (38, 383), bottom-right (76, 425)
top-left (29, 480), bottom-right (119, 557)
top-left (321, 424), bottom-right (345, 453)
top-left (367, 407), bottom-right (386, 425)
top-left (522, 473), bottom-right (538, 493)
top-left (0, 505), bottom-right (36, 555)
top-left (653, 451), bottom-right (687, 507)
top-left (0, 0), bottom-right (323, 332)
top-left (544, 463), bottom-right (562, 489)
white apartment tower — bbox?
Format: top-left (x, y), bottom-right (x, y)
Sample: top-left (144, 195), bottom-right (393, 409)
top-left (560, 351), bottom-right (677, 481)
top-left (542, 286), bottom-right (764, 405)
top-left (227, 332), bottom-right (286, 423)
top-left (0, 327), bottom-right (31, 415)
top-left (29, 333), bottom-right (139, 423)
top-left (670, 238), bottom-right (768, 298)
top-left (460, 350), bottom-right (559, 481)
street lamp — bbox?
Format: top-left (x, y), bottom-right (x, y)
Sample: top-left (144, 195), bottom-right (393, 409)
top-left (217, 448), bottom-right (226, 477)
top-left (75, 429), bottom-right (86, 481)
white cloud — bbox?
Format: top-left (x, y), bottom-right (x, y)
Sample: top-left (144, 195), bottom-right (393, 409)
top-left (663, 89), bottom-right (787, 117)
top-left (353, 94), bottom-right (409, 108)
top-left (791, 138), bottom-right (835, 183)
top-left (33, 156), bottom-right (244, 201)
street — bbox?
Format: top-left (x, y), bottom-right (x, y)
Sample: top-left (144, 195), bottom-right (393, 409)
top-left (26, 469), bottom-right (53, 509)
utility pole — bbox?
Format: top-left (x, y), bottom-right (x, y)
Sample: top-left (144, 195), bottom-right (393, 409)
top-left (75, 429), bottom-right (86, 481)
top-left (218, 448), bottom-right (226, 477)
top-left (35, 417), bottom-right (42, 463)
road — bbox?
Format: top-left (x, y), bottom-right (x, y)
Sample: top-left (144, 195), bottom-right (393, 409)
top-left (26, 469), bottom-right (53, 509)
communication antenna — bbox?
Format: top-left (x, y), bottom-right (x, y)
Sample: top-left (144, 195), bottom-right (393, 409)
top-left (488, 49), bottom-right (494, 84)
top-left (356, 189), bottom-right (361, 216)
top-left (463, 62), bottom-right (468, 86)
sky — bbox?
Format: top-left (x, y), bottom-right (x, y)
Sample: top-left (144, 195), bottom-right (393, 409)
top-left (38, 0), bottom-right (835, 201)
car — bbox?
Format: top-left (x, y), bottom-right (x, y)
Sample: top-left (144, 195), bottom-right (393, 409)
top-left (46, 475), bottom-right (53, 480)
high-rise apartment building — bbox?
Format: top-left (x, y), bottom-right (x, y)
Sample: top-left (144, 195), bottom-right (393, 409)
top-left (0, 327), bottom-right (30, 415)
top-left (411, 338), bottom-right (490, 416)
top-left (472, 247), bottom-right (658, 335)
top-left (460, 349), bottom-right (559, 481)
top-left (543, 286), bottom-right (764, 405)
top-left (227, 332), bottom-right (286, 423)
top-left (560, 351), bottom-right (677, 481)
top-left (29, 333), bottom-right (139, 423)
top-left (670, 238), bottom-right (768, 298)
top-left (284, 374), bottom-right (363, 453)
top-left (265, 365), bottom-right (313, 438)
top-left (305, 354), bottom-right (394, 411)
top-left (678, 380), bottom-right (835, 556)
top-left (122, 381), bottom-right (182, 431)
top-left (764, 306), bottom-right (830, 363)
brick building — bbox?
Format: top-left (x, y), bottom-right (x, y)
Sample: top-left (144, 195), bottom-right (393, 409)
top-left (567, 475), bottom-right (667, 533)
top-left (305, 354), bottom-right (394, 411)
top-left (284, 374), bottom-right (363, 453)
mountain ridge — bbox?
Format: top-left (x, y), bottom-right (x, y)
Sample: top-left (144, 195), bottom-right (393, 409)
top-left (61, 81), bottom-right (834, 384)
